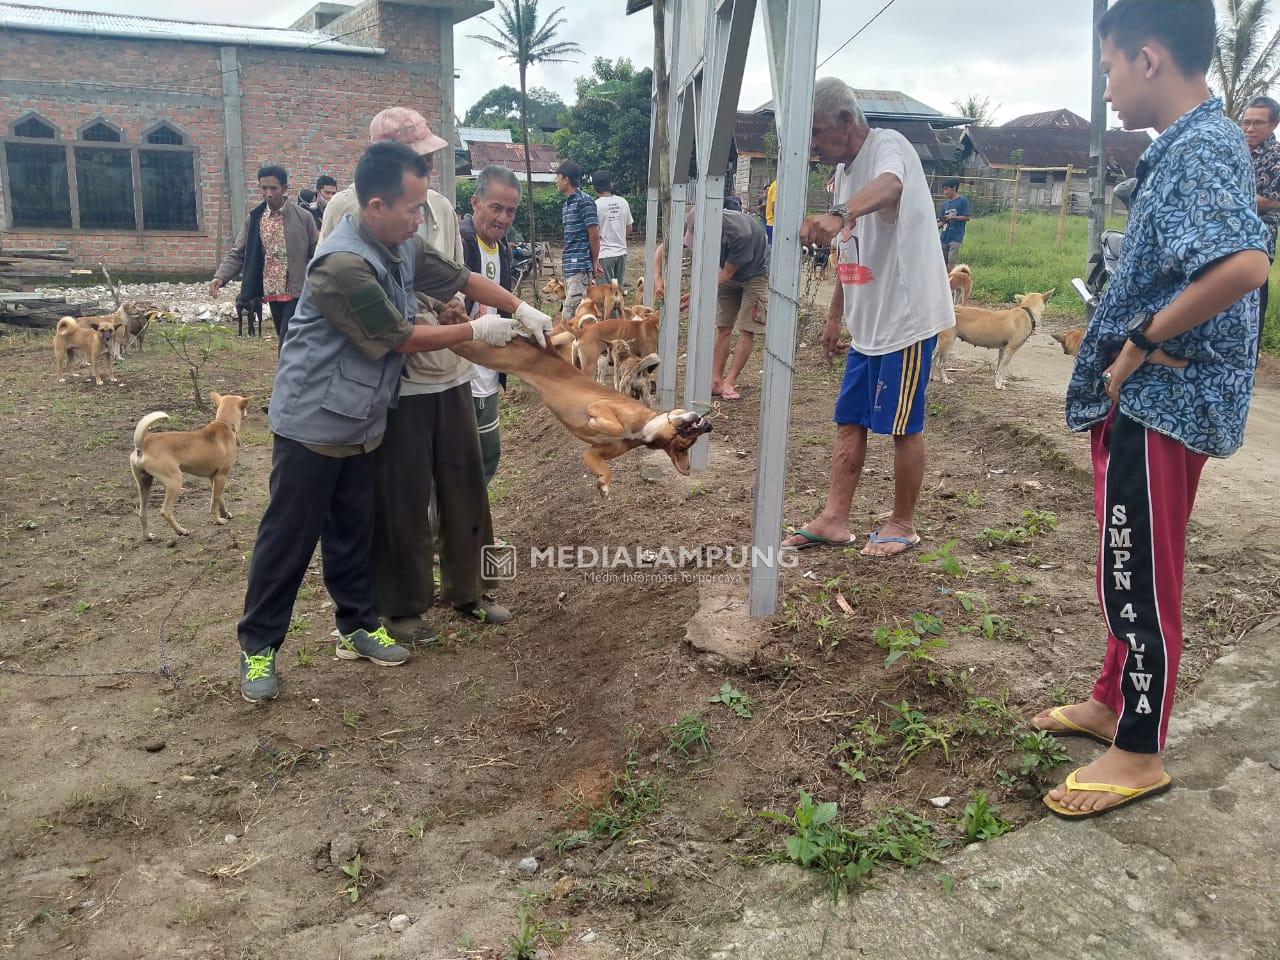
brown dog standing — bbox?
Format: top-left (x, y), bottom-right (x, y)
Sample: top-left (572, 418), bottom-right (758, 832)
top-left (53, 316), bottom-right (117, 385)
top-left (131, 393), bottom-right (250, 539)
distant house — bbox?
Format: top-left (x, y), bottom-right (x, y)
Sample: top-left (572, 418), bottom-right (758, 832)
top-left (455, 127), bottom-right (513, 177)
top-left (463, 141), bottom-right (560, 184)
top-left (962, 109), bottom-right (1152, 214)
top-left (733, 89), bottom-right (969, 214)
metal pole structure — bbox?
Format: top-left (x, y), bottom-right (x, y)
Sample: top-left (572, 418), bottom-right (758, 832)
top-left (749, 0), bottom-right (819, 617)
top-left (1087, 0), bottom-right (1108, 267)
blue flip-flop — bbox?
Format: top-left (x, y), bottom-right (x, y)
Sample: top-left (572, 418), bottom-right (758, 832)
top-left (781, 529), bottom-right (860, 551)
top-left (861, 531), bottom-right (922, 557)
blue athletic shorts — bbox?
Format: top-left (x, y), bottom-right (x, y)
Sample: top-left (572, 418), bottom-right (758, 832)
top-left (834, 335), bottom-right (936, 436)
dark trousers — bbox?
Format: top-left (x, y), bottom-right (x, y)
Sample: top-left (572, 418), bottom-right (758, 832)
top-left (371, 385), bottom-right (494, 619)
top-left (237, 435), bottom-right (378, 656)
top-left (268, 299), bottom-right (297, 350)
top-left (1258, 275), bottom-right (1270, 357)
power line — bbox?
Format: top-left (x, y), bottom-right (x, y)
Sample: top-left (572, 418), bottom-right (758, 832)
top-left (816, 0), bottom-right (901, 71)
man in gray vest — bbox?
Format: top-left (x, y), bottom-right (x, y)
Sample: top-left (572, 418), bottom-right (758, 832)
top-left (237, 141), bottom-right (554, 703)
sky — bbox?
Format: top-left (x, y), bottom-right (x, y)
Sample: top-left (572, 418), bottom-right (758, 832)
top-left (33, 0), bottom-right (1113, 126)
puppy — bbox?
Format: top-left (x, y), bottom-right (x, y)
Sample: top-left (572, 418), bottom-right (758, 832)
top-left (130, 393), bottom-right (250, 540)
top-left (933, 289), bottom-right (1055, 390)
top-left (1052, 328), bottom-right (1085, 356)
top-left (542, 277), bottom-right (567, 301)
top-left (450, 338), bottom-right (710, 496)
top-left (948, 264), bottom-right (973, 305)
top-left (235, 296), bottom-right (263, 337)
top-left (53, 316), bottom-right (116, 385)
top-left (575, 314), bottom-right (660, 382)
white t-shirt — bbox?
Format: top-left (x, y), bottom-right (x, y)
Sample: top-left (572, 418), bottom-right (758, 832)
top-left (832, 128), bottom-right (955, 356)
top-left (469, 237), bottom-right (503, 398)
top-left (595, 195), bottom-right (633, 259)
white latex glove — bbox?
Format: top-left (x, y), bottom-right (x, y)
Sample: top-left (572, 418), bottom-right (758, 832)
top-left (469, 313), bottom-right (519, 346)
top-left (514, 301), bottom-right (553, 348)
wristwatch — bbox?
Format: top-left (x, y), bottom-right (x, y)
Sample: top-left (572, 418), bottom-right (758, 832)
top-left (827, 203), bottom-right (850, 229)
top-left (1127, 313), bottom-right (1159, 353)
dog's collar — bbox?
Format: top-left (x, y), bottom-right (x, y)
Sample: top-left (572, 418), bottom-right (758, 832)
top-left (1021, 306), bottom-right (1038, 330)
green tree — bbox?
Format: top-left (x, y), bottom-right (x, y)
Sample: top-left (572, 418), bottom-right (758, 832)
top-left (553, 57), bottom-right (654, 193)
top-left (952, 94), bottom-right (999, 127)
top-left (1212, 0), bottom-right (1280, 120)
top-left (462, 84), bottom-right (566, 142)
top-left (471, 0), bottom-right (581, 245)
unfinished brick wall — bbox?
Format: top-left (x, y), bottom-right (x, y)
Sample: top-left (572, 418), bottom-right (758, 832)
top-left (0, 0), bottom-right (445, 275)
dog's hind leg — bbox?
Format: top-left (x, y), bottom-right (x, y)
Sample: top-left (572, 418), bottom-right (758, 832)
top-left (133, 462), bottom-right (155, 540)
top-left (993, 346), bottom-right (1009, 390)
top-left (158, 473), bottom-right (190, 536)
top-left (210, 474), bottom-right (232, 524)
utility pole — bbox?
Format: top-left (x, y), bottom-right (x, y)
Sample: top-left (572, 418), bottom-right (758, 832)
top-left (1087, 0), bottom-right (1108, 268)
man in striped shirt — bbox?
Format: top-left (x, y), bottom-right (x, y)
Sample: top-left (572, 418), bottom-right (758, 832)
top-left (555, 161), bottom-right (602, 318)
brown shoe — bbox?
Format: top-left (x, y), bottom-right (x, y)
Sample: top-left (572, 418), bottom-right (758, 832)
top-left (455, 598), bottom-right (512, 625)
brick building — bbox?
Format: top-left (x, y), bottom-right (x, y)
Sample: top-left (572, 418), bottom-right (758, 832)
top-left (0, 0), bottom-right (489, 275)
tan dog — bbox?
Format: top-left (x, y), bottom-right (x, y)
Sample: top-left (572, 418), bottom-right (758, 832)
top-left (583, 278), bottom-right (625, 321)
top-left (635, 276), bottom-right (645, 303)
top-left (130, 393), bottom-right (250, 539)
top-left (933, 289), bottom-right (1055, 390)
top-left (948, 264), bottom-right (973, 305)
top-left (1052, 328), bottom-right (1086, 356)
top-left (450, 338), bottom-right (710, 495)
top-left (53, 316), bottom-right (117, 385)
top-left (542, 277), bottom-right (566, 301)
top-left (575, 314), bottom-right (660, 382)
top-left (613, 342), bottom-right (660, 407)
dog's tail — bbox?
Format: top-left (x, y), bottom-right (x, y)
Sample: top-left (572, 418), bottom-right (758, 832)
top-left (950, 264), bottom-right (972, 277)
top-left (56, 316), bottom-right (78, 337)
top-left (637, 352), bottom-right (661, 376)
top-left (132, 411), bottom-right (169, 456)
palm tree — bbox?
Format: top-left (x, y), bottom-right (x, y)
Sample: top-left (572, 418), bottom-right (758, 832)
top-left (952, 95), bottom-right (999, 128)
top-left (1212, 0), bottom-right (1280, 120)
top-left (472, 0), bottom-right (581, 249)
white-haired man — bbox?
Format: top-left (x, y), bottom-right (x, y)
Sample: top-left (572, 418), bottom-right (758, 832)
top-left (782, 78), bottom-right (954, 558)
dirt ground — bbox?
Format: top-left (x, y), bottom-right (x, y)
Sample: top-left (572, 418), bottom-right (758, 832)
top-left (2, 275), bottom-right (1277, 960)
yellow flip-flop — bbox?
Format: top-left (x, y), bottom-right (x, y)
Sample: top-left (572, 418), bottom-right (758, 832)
top-left (1031, 706), bottom-right (1114, 746)
top-left (1044, 768), bottom-right (1173, 819)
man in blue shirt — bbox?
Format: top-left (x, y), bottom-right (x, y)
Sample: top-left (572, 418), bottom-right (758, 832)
top-left (937, 177), bottom-right (970, 268)
top-left (1032, 0), bottom-right (1270, 820)
top-left (554, 160), bottom-right (602, 319)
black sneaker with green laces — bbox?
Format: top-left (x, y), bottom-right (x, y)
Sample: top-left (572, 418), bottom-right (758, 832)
top-left (335, 625), bottom-right (410, 667)
top-left (239, 649), bottom-right (279, 703)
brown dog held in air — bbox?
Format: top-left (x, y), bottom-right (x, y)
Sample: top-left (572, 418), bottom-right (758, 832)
top-left (932, 289), bottom-right (1055, 390)
top-left (130, 393), bottom-right (250, 539)
top-left (451, 338), bottom-right (709, 496)
top-left (948, 264), bottom-right (973, 305)
top-left (53, 316), bottom-right (117, 385)
top-left (1052, 328), bottom-right (1086, 356)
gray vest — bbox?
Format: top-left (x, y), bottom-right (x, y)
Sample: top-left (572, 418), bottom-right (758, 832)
top-left (268, 215), bottom-right (416, 446)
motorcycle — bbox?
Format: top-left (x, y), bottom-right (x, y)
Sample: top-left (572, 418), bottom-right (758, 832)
top-left (1071, 177), bottom-right (1136, 321)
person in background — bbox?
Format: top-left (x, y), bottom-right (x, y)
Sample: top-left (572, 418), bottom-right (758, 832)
top-left (1241, 94), bottom-right (1280, 354)
top-left (210, 164), bottom-right (318, 348)
top-left (938, 177), bottom-right (971, 268)
top-left (555, 160), bottom-right (601, 318)
top-left (593, 169), bottom-right (633, 293)
top-left (461, 164), bottom-right (521, 487)
top-left (303, 174), bottom-right (338, 228)
top-left (764, 178), bottom-right (777, 243)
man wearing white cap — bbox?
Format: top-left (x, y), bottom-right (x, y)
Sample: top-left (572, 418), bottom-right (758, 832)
top-left (323, 107), bottom-right (511, 642)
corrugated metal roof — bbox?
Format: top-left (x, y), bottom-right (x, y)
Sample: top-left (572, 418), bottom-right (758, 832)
top-left (963, 126), bottom-right (1152, 176)
top-left (0, 1), bottom-right (383, 54)
top-left (1004, 109), bottom-right (1089, 129)
top-left (459, 127), bottom-right (513, 146)
top-left (753, 89), bottom-right (970, 128)
top-left (468, 140), bottom-right (560, 175)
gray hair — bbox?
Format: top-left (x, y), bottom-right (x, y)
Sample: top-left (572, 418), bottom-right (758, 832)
top-left (475, 164), bottom-right (521, 200)
top-left (812, 77), bottom-right (868, 132)
top-left (1248, 96), bottom-right (1280, 124)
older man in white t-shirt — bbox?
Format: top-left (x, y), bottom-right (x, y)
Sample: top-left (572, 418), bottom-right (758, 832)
top-left (782, 78), bottom-right (954, 558)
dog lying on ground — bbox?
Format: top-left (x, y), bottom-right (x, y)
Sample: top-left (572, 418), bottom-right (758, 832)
top-left (130, 393), bottom-right (250, 540)
top-left (933, 289), bottom-right (1055, 390)
top-left (235, 297), bottom-right (263, 337)
top-left (450, 337), bottom-right (709, 496)
top-left (53, 316), bottom-right (117, 385)
top-left (948, 264), bottom-right (973, 305)
top-left (1052, 328), bottom-right (1085, 356)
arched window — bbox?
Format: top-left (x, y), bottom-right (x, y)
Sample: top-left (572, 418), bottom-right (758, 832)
top-left (5, 114), bottom-right (69, 226)
top-left (145, 124), bottom-right (184, 146)
top-left (80, 120), bottom-right (123, 143)
top-left (12, 114), bottom-right (57, 139)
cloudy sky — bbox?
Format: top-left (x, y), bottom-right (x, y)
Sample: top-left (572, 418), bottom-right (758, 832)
top-left (40, 0), bottom-right (1125, 124)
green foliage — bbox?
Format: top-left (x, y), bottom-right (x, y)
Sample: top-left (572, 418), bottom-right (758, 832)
top-left (339, 855), bottom-right (365, 903)
top-left (873, 614), bottom-right (948, 668)
top-left (709, 682), bottom-right (753, 719)
top-left (886, 701), bottom-right (954, 763)
top-left (552, 57), bottom-right (654, 194)
top-left (463, 84), bottom-right (566, 140)
top-left (830, 718), bottom-right (889, 784)
top-left (1015, 730), bottom-right (1071, 778)
top-left (957, 792), bottom-right (1012, 842)
top-left (761, 791), bottom-right (938, 901)
top-left (506, 903), bottom-right (567, 959)
top-left (666, 714), bottom-right (712, 764)
top-left (151, 318), bottom-right (233, 410)
top-left (980, 509), bottom-right (1059, 548)
top-left (587, 764), bottom-right (667, 841)
top-left (920, 539), bottom-right (965, 577)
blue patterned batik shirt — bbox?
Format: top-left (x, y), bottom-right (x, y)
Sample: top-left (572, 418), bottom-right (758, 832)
top-left (561, 188), bottom-right (598, 277)
top-left (1065, 98), bottom-right (1269, 458)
